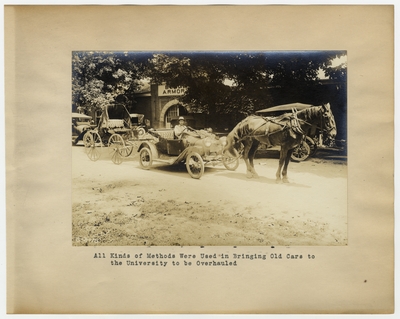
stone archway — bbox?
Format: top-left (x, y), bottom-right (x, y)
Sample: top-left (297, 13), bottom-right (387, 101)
top-left (159, 99), bottom-right (190, 128)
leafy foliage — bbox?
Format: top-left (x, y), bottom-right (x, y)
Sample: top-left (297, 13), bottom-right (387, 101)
top-left (72, 50), bottom-right (347, 124)
top-left (72, 51), bottom-right (151, 114)
top-left (146, 51), bottom-right (346, 117)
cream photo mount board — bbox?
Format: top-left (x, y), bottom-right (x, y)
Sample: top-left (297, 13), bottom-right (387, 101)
top-left (5, 5), bottom-right (394, 314)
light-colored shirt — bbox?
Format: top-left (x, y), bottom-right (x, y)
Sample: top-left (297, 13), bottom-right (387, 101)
top-left (174, 124), bottom-right (187, 138)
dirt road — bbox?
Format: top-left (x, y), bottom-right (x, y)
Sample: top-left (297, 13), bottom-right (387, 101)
top-left (72, 146), bottom-right (347, 246)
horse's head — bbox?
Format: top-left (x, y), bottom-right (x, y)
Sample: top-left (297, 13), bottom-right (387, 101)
top-left (321, 103), bottom-right (337, 146)
top-left (223, 130), bottom-right (240, 156)
top-left (223, 120), bottom-right (246, 156)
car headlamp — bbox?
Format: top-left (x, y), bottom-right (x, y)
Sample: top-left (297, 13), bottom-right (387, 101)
top-left (220, 136), bottom-right (227, 146)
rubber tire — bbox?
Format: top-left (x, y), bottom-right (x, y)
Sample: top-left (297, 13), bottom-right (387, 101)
top-left (139, 147), bottom-right (153, 170)
top-left (291, 141), bottom-right (311, 162)
top-left (222, 149), bottom-right (240, 171)
top-left (186, 152), bottom-right (204, 179)
top-left (305, 136), bottom-right (317, 157)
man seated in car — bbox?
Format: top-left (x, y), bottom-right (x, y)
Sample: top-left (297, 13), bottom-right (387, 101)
top-left (174, 116), bottom-right (219, 147)
top-left (174, 117), bottom-right (200, 139)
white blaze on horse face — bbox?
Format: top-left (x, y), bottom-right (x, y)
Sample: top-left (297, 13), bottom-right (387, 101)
top-left (322, 103), bottom-right (337, 139)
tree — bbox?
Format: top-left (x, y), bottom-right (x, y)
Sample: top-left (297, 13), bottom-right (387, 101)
top-left (72, 51), bottom-right (151, 115)
top-left (72, 50), bottom-right (347, 130)
top-left (146, 51), bottom-right (347, 122)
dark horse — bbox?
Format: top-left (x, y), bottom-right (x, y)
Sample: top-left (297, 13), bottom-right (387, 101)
top-left (224, 103), bottom-right (337, 182)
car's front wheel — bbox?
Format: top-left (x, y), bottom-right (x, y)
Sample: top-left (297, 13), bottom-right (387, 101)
top-left (139, 147), bottom-right (153, 169)
top-left (186, 152), bottom-right (204, 179)
top-left (222, 149), bottom-right (240, 171)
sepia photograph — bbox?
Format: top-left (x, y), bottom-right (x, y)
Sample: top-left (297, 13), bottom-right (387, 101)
top-left (6, 5), bottom-right (393, 314)
top-left (72, 50), bottom-right (348, 246)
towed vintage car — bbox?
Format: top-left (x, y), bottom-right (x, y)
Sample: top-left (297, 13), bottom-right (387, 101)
top-left (72, 112), bottom-right (93, 145)
top-left (256, 102), bottom-right (345, 161)
top-left (137, 128), bottom-right (240, 179)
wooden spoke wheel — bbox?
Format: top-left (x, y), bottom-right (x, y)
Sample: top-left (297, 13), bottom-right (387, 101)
top-left (108, 134), bottom-right (125, 165)
top-left (222, 149), bottom-right (240, 171)
top-left (83, 130), bottom-right (102, 161)
top-left (186, 152), bottom-right (204, 179)
top-left (111, 148), bottom-right (123, 165)
top-left (122, 143), bottom-right (134, 157)
top-left (108, 134), bottom-right (133, 158)
top-left (83, 131), bottom-right (93, 149)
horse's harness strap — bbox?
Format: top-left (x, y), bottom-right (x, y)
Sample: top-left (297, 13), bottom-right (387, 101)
top-left (263, 121), bottom-right (272, 146)
top-left (244, 115), bottom-right (304, 146)
top-left (288, 115), bottom-right (305, 136)
top-left (238, 111), bottom-right (310, 145)
top-left (266, 114), bottom-right (305, 137)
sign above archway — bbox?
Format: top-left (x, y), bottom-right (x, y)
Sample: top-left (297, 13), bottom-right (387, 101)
top-left (158, 84), bottom-right (187, 96)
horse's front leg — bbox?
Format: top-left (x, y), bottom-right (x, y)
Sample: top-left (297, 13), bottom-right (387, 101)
top-left (248, 140), bottom-right (260, 178)
top-left (281, 148), bottom-right (294, 183)
top-left (242, 140), bottom-right (254, 178)
top-left (276, 148), bottom-right (287, 182)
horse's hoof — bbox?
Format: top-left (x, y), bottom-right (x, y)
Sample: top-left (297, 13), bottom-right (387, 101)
top-left (275, 178), bottom-right (282, 184)
top-left (246, 172), bottom-right (253, 179)
top-left (282, 179), bottom-right (290, 183)
top-left (253, 173), bottom-right (259, 179)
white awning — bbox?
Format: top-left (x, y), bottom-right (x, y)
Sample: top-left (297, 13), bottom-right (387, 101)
top-left (256, 102), bottom-right (314, 113)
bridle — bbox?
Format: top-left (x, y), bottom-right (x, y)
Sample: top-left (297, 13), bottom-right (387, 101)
top-left (297, 106), bottom-right (336, 135)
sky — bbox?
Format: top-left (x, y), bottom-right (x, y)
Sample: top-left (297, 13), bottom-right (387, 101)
top-left (318, 55), bottom-right (347, 79)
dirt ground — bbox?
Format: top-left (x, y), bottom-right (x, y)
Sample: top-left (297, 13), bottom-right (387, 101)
top-left (72, 145), bottom-right (347, 246)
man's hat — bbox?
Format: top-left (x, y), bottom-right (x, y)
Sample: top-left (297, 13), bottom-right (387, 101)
top-left (179, 116), bottom-right (184, 120)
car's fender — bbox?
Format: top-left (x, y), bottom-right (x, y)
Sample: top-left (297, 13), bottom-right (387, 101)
top-left (137, 141), bottom-right (159, 159)
top-left (170, 145), bottom-right (203, 165)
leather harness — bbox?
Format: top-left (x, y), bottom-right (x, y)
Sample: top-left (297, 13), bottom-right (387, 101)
top-left (247, 110), bottom-right (306, 146)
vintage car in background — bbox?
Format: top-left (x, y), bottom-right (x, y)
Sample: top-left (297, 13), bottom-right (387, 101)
top-left (256, 102), bottom-right (346, 161)
top-left (81, 109), bottom-right (153, 163)
top-left (72, 112), bottom-right (93, 145)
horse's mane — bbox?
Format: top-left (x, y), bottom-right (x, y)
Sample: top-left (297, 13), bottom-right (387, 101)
top-left (297, 106), bottom-right (322, 122)
top-left (269, 112), bottom-right (294, 122)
